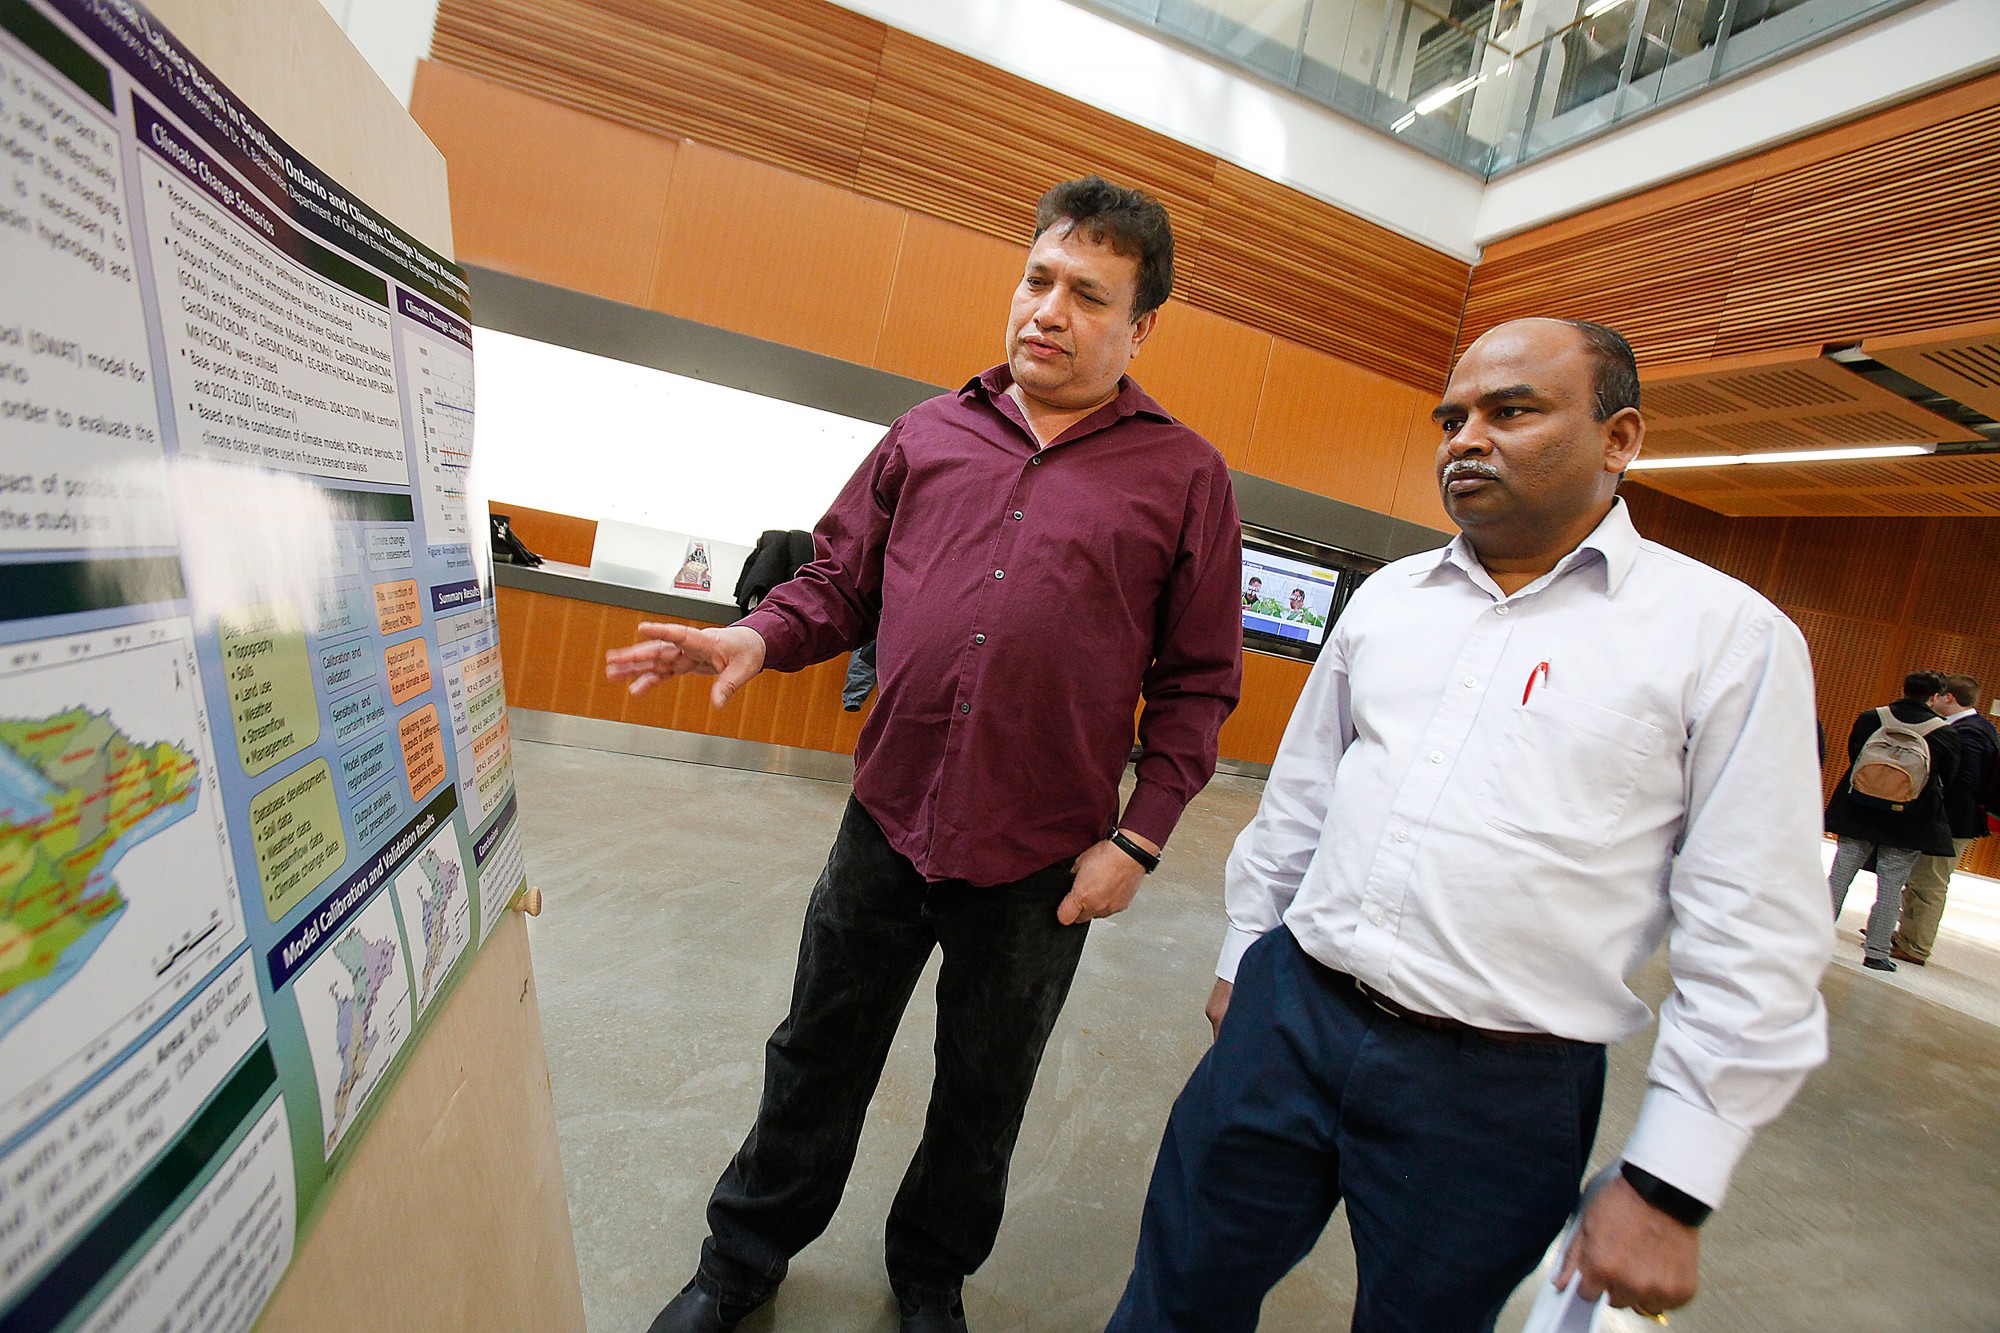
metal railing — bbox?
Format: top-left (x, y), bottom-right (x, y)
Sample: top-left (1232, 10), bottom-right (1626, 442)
top-left (1087, 0), bottom-right (1920, 175)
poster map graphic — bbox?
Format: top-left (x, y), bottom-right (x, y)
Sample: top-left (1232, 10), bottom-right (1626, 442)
top-left (294, 888), bottom-right (410, 1156)
top-left (0, 2), bottom-right (523, 1328)
top-left (0, 622), bottom-right (245, 1147)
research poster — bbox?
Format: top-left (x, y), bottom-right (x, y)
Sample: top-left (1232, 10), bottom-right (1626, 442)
top-left (0, 3), bottom-right (525, 1329)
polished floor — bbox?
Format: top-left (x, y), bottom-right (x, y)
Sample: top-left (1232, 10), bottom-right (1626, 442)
top-left (515, 737), bottom-right (2000, 1332)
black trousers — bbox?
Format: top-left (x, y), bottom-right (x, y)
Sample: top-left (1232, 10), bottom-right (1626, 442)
top-left (697, 797), bottom-right (1091, 1305)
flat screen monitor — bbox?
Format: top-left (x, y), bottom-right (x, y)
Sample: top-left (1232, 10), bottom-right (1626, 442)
top-left (1238, 527), bottom-right (1378, 663)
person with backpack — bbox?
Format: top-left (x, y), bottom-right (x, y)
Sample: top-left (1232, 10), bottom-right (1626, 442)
top-left (1825, 669), bottom-right (1962, 971)
top-left (1890, 673), bottom-right (2000, 964)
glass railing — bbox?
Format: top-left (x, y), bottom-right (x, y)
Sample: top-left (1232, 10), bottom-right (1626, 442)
top-left (1087, 0), bottom-right (1920, 176)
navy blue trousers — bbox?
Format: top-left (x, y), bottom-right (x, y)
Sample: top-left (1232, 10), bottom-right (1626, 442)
top-left (1108, 926), bottom-right (1606, 1333)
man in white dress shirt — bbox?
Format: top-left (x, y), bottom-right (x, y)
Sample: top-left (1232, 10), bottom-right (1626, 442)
top-left (1106, 318), bottom-right (1834, 1331)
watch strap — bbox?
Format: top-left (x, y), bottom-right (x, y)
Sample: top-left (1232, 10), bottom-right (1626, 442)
top-left (1620, 1161), bottom-right (1712, 1228)
top-left (1108, 830), bottom-right (1159, 873)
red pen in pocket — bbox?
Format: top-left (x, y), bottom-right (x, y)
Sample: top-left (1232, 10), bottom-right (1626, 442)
top-left (1522, 661), bottom-right (1549, 705)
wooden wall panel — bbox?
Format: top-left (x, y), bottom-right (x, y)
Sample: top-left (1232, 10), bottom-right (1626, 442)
top-left (1462, 190), bottom-right (1753, 366)
top-left (649, 142), bottom-right (906, 361)
top-left (497, 586), bottom-right (1311, 767)
top-left (1621, 483), bottom-right (1780, 588)
top-left (1787, 608), bottom-right (1903, 802)
top-left (857, 31), bottom-right (1217, 260)
top-left (1217, 652), bottom-right (1315, 767)
top-left (1390, 402), bottom-right (1453, 531)
top-left (1186, 163), bottom-right (1468, 393)
top-left (1243, 339), bottom-right (1425, 511)
top-left (411, 62), bottom-right (675, 305)
top-left (1134, 301), bottom-right (1273, 462)
top-left (496, 586), bottom-right (872, 753)
top-left (1764, 517), bottom-right (1925, 625)
top-left (430, 0), bottom-right (883, 186)
top-left (1910, 519), bottom-right (2000, 634)
top-left (488, 499), bottom-right (599, 567)
top-left (874, 213), bottom-right (1023, 389)
top-left (428, 0), bottom-right (1466, 393)
top-left (1714, 104), bottom-right (2000, 356)
top-left (1466, 71), bottom-right (2000, 371)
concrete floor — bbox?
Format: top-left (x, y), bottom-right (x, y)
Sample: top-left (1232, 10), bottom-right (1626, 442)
top-left (515, 737), bottom-right (2000, 1332)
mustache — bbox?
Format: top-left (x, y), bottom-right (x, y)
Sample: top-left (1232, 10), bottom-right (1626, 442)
top-left (1441, 459), bottom-right (1501, 483)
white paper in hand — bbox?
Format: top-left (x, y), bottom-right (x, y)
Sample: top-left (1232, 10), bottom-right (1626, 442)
top-left (1521, 1166), bottom-right (1618, 1333)
top-left (1520, 1265), bottom-right (1605, 1333)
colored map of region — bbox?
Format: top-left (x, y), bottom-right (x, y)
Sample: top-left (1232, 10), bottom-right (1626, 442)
top-left (0, 708), bottom-right (200, 1035)
top-left (325, 927), bottom-right (398, 1150)
top-left (412, 846), bottom-right (461, 1002)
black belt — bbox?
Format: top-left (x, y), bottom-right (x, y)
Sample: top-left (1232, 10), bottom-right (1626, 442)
top-left (1344, 973), bottom-right (1579, 1048)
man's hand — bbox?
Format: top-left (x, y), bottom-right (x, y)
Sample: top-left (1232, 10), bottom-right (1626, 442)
top-left (1205, 978), bottom-right (1232, 1041)
top-left (604, 622), bottom-right (767, 707)
top-left (1556, 1175), bottom-right (1701, 1317)
top-left (1058, 830), bottom-right (1158, 925)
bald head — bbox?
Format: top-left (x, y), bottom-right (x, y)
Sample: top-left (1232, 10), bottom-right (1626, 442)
top-left (1470, 318), bottom-right (1640, 423)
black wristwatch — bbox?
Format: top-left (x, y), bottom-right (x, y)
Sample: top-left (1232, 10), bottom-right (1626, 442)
top-left (1620, 1162), bottom-right (1712, 1228)
top-left (1108, 830), bottom-right (1159, 873)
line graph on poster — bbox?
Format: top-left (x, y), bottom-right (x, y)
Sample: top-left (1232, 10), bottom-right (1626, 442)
top-left (0, 618), bottom-right (247, 1146)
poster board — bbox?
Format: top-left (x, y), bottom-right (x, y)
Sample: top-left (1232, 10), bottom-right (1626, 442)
top-left (0, 0), bottom-right (581, 1327)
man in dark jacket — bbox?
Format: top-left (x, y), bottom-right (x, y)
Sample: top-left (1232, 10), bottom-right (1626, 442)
top-left (1891, 673), bottom-right (1998, 964)
top-left (1826, 670), bottom-right (1961, 971)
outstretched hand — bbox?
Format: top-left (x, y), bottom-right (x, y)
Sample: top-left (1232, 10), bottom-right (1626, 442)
top-left (1556, 1175), bottom-right (1700, 1319)
top-left (604, 622), bottom-right (767, 708)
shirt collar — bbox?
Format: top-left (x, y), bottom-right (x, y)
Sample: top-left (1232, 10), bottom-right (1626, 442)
top-left (1943, 706), bottom-right (1977, 723)
top-left (1415, 497), bottom-right (1642, 599)
top-left (966, 365), bottom-right (1176, 427)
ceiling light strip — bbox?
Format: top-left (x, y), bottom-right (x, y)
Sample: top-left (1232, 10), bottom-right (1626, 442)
top-left (1629, 444), bottom-right (1933, 471)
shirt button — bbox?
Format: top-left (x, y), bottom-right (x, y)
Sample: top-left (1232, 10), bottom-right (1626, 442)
top-left (993, 569), bottom-right (1005, 580)
top-left (974, 634), bottom-right (986, 645)
top-left (1367, 908), bottom-right (1387, 927)
top-left (1496, 605), bottom-right (1509, 616)
top-left (959, 702), bottom-right (971, 714)
top-left (1030, 456), bottom-right (1041, 466)
top-left (1012, 511), bottom-right (1023, 521)
top-left (1463, 675), bottom-right (1477, 688)
top-left (1394, 828), bottom-right (1410, 843)
top-left (1429, 751), bottom-right (1444, 764)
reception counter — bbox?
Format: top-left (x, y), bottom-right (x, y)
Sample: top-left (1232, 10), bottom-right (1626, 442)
top-left (491, 504), bottom-right (1312, 775)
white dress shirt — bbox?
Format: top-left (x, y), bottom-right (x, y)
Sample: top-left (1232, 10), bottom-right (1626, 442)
top-left (1221, 498), bottom-right (1833, 1207)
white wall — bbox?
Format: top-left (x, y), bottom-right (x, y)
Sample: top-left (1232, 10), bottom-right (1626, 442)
top-left (315, 0), bottom-right (438, 104)
top-left (466, 331), bottom-right (880, 548)
top-left (1475, 0), bottom-right (2000, 244)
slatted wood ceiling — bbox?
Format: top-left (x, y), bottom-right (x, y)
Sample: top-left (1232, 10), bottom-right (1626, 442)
top-left (430, 0), bottom-right (1469, 392)
top-left (1639, 352), bottom-right (1981, 459)
top-left (1868, 320), bottom-right (2000, 421)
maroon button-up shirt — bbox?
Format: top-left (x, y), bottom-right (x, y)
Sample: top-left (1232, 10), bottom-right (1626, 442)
top-left (739, 366), bottom-right (1243, 885)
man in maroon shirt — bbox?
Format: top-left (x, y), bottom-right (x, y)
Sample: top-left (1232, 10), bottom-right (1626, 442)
top-left (607, 178), bottom-right (1242, 1333)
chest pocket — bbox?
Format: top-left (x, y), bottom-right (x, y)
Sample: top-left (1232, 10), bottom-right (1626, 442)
top-left (1477, 689), bottom-right (1667, 859)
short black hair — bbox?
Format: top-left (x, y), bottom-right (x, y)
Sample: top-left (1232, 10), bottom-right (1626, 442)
top-left (1942, 673), bottom-right (1980, 707)
top-left (1033, 177), bottom-right (1175, 320)
top-left (1905, 669), bottom-right (1948, 702)
top-left (1560, 320), bottom-right (1641, 422)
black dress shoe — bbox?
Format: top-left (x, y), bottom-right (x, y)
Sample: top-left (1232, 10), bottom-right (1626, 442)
top-left (897, 1292), bottom-right (969, 1333)
top-left (1862, 955), bottom-right (1897, 972)
top-left (647, 1280), bottom-right (767, 1333)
